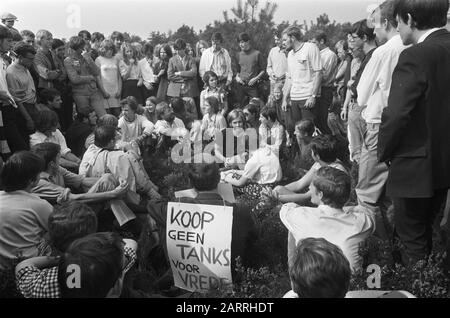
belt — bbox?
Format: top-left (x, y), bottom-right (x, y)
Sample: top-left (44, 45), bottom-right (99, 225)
top-left (366, 122), bottom-right (381, 129)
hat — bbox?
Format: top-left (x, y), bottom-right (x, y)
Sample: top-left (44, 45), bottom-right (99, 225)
top-left (0, 13), bottom-right (18, 21)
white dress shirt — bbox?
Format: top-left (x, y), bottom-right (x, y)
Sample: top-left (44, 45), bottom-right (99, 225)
top-left (357, 35), bottom-right (408, 124)
top-left (417, 27), bottom-right (444, 44)
top-left (266, 46), bottom-right (287, 81)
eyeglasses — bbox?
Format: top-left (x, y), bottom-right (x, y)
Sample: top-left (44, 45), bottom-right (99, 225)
top-left (348, 34), bottom-right (360, 41)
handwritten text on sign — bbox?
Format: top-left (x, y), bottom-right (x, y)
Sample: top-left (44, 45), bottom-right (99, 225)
top-left (167, 202), bottom-right (233, 292)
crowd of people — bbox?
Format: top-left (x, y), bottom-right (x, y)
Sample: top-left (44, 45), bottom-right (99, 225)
top-left (0, 0), bottom-right (449, 298)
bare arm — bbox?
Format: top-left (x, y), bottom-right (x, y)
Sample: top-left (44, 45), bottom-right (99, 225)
top-left (68, 181), bottom-right (127, 203)
top-left (16, 256), bottom-right (60, 275)
top-left (285, 166), bottom-right (315, 193)
top-left (62, 152), bottom-right (81, 165)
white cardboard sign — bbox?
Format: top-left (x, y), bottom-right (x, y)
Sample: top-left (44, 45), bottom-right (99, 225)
top-left (166, 202), bottom-right (233, 292)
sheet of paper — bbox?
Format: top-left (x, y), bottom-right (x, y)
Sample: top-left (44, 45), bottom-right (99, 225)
top-left (174, 183), bottom-right (235, 203)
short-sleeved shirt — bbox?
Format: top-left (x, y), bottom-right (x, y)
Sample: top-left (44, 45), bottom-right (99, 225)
top-left (0, 191), bottom-right (53, 269)
top-left (280, 203), bottom-right (375, 270)
top-left (310, 160), bottom-right (348, 175)
top-left (31, 168), bottom-right (85, 204)
top-left (16, 246), bottom-right (137, 298)
top-left (242, 147), bottom-right (282, 185)
top-left (237, 49), bottom-right (265, 83)
top-left (118, 114), bottom-right (154, 142)
top-left (154, 118), bottom-right (186, 138)
top-left (29, 129), bottom-right (71, 156)
top-left (287, 42), bottom-right (322, 101)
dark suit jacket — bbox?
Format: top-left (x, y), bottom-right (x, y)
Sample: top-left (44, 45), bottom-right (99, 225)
top-left (167, 55), bottom-right (199, 98)
top-left (378, 29), bottom-right (450, 198)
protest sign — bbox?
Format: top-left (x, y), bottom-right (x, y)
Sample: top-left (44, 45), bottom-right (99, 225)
top-left (166, 202), bottom-right (233, 292)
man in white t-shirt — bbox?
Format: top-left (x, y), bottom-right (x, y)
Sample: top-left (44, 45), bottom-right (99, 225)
top-left (282, 26), bottom-right (322, 136)
top-left (222, 146), bottom-right (282, 187)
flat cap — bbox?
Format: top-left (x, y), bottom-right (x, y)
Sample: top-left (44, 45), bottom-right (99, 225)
top-left (0, 13), bottom-right (18, 21)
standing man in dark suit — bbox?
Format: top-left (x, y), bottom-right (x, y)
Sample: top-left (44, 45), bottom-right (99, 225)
top-left (378, 0), bottom-right (450, 265)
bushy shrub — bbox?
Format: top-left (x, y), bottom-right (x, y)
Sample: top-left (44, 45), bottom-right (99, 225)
top-left (194, 258), bottom-right (291, 298)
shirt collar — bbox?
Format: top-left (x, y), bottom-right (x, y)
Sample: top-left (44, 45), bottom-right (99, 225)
top-left (318, 204), bottom-right (344, 215)
top-left (320, 47), bottom-right (330, 54)
top-left (12, 61), bottom-right (26, 71)
top-left (212, 47), bottom-right (224, 54)
top-left (33, 130), bottom-right (49, 140)
top-left (38, 171), bottom-right (52, 181)
top-left (418, 28), bottom-right (444, 44)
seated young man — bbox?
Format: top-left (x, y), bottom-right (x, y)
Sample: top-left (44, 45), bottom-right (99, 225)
top-left (85, 114), bottom-right (160, 191)
top-left (80, 125), bottom-right (161, 203)
top-left (153, 102), bottom-right (188, 152)
top-left (0, 151), bottom-right (53, 269)
top-left (272, 134), bottom-right (347, 204)
top-left (29, 109), bottom-right (81, 170)
top-left (66, 111), bottom-right (98, 158)
top-left (117, 96), bottom-right (155, 155)
top-left (280, 166), bottom-right (374, 271)
top-left (15, 231), bottom-right (137, 298)
top-left (222, 145), bottom-right (282, 201)
top-left (30, 142), bottom-right (132, 226)
top-left (35, 88), bottom-right (63, 116)
top-left (147, 163), bottom-right (258, 275)
top-left (284, 237), bottom-right (351, 298)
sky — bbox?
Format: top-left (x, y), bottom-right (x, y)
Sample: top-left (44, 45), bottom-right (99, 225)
top-left (0, 0), bottom-right (381, 40)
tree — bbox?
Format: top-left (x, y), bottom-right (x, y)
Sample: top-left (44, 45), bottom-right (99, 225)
top-left (147, 31), bottom-right (169, 47)
top-left (303, 13), bottom-right (352, 47)
top-left (169, 24), bottom-right (199, 47)
top-left (130, 34), bottom-right (142, 43)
